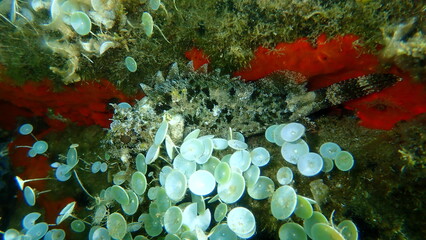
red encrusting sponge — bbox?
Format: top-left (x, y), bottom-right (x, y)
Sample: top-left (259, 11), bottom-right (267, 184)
top-left (233, 34), bottom-right (379, 90)
top-left (0, 78), bottom-right (134, 130)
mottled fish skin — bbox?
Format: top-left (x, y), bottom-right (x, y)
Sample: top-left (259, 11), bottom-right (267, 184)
top-left (141, 64), bottom-right (400, 135)
top-left (286, 73), bottom-right (402, 120)
top-left (108, 63), bottom-right (400, 154)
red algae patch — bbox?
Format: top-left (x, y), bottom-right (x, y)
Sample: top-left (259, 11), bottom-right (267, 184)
top-left (234, 34), bottom-right (379, 90)
top-left (0, 79), bottom-right (134, 130)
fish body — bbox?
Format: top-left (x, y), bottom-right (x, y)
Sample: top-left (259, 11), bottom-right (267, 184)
top-left (107, 62), bottom-right (400, 153)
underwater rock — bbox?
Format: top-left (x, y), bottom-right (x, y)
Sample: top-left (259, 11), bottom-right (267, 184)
top-left (381, 17), bottom-right (426, 81)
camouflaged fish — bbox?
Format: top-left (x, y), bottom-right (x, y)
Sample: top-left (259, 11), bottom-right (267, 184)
top-left (106, 62), bottom-right (400, 153)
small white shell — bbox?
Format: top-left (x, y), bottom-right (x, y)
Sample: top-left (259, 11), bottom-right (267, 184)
top-left (80, 39), bottom-right (99, 53)
top-left (99, 41), bottom-right (115, 55)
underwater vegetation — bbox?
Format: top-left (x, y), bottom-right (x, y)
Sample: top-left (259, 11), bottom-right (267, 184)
top-left (0, 0), bottom-right (425, 239)
top-left (4, 115), bottom-right (361, 240)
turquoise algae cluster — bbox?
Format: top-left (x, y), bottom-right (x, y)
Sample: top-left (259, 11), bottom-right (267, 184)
top-left (15, 124), bottom-right (49, 158)
top-left (4, 117), bottom-right (357, 240)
